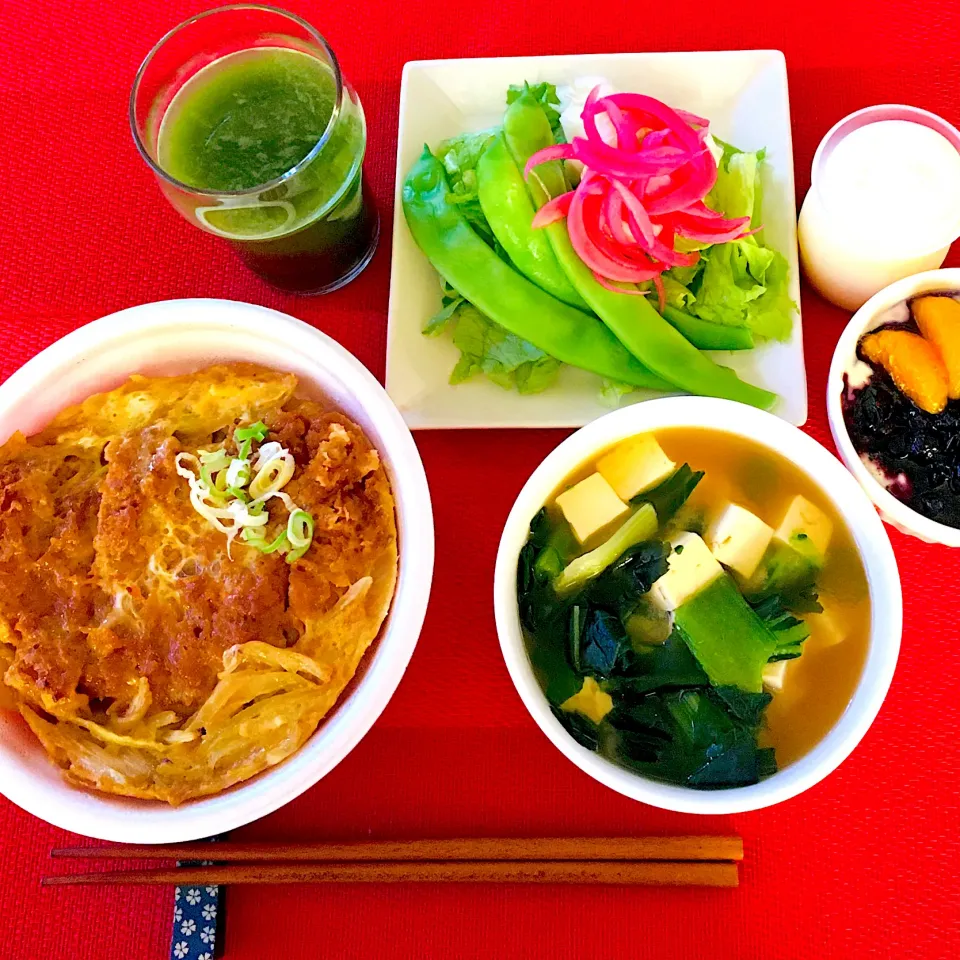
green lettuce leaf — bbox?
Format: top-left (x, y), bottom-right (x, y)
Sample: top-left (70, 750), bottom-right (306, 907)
top-left (424, 282), bottom-right (561, 394)
top-left (708, 140), bottom-right (764, 223)
top-left (422, 282), bottom-right (466, 335)
top-left (507, 81), bottom-right (566, 143)
top-left (740, 243), bottom-right (794, 340)
top-left (691, 240), bottom-right (794, 341)
top-left (599, 379), bottom-right (638, 407)
top-left (434, 130), bottom-right (500, 251)
top-left (666, 139), bottom-right (795, 341)
top-left (660, 273), bottom-right (697, 310)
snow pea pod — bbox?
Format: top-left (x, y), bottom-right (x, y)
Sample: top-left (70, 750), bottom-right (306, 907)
top-left (477, 134), bottom-right (587, 310)
top-left (503, 90), bottom-right (569, 202)
top-left (402, 147), bottom-right (672, 391)
top-left (544, 221), bottom-right (777, 409)
top-left (505, 99), bottom-right (777, 409)
top-left (661, 305), bottom-right (755, 351)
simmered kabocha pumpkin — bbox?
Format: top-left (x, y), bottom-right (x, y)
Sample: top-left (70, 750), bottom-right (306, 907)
top-left (859, 328), bottom-right (949, 414)
top-left (912, 295), bottom-right (960, 400)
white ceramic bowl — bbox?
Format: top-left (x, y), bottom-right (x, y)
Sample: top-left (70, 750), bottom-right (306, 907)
top-left (827, 267), bottom-right (960, 546)
top-left (0, 298), bottom-right (434, 842)
top-left (494, 397), bottom-right (901, 814)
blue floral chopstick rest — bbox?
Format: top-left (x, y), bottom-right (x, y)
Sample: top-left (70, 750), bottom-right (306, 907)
top-left (170, 847), bottom-right (227, 960)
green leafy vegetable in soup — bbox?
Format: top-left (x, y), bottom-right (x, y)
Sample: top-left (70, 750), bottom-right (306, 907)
top-left (516, 428), bottom-right (870, 789)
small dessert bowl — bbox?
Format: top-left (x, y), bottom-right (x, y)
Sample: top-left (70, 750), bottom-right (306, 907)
top-left (827, 267), bottom-right (960, 547)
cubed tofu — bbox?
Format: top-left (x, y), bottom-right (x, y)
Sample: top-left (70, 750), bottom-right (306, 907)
top-left (774, 495), bottom-right (833, 560)
top-left (762, 660), bottom-right (789, 692)
top-left (806, 602), bottom-right (847, 648)
top-left (650, 532), bottom-right (723, 612)
top-left (561, 676), bottom-right (613, 724)
top-left (706, 502), bottom-right (774, 579)
top-left (555, 473), bottom-right (629, 544)
top-left (596, 434), bottom-right (675, 501)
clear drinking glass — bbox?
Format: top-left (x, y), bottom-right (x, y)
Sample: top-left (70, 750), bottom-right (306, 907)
top-left (130, 5), bottom-right (378, 294)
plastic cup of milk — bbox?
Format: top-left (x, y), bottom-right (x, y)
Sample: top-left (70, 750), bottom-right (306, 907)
top-left (798, 104), bottom-right (960, 310)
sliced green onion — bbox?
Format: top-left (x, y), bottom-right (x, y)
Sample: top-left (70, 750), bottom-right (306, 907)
top-left (200, 465), bottom-right (228, 500)
top-left (198, 449), bottom-right (231, 469)
top-left (235, 421), bottom-right (269, 443)
top-left (179, 439), bottom-right (314, 564)
top-left (242, 529), bottom-right (289, 554)
top-left (286, 510), bottom-right (314, 549)
top-left (254, 442), bottom-right (284, 469)
top-left (263, 534), bottom-right (289, 555)
top-left (225, 458), bottom-right (251, 488)
top-left (226, 500), bottom-right (267, 526)
top-left (249, 453), bottom-right (295, 500)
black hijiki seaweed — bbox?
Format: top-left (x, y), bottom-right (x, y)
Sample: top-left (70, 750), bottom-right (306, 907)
top-left (843, 361), bottom-right (960, 529)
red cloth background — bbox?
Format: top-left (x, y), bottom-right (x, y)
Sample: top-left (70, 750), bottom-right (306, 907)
top-left (2, 1), bottom-right (960, 957)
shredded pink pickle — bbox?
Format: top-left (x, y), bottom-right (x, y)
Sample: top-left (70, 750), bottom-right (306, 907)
top-left (524, 87), bottom-right (752, 293)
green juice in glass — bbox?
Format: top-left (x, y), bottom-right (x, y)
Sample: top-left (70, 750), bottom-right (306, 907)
top-left (157, 46), bottom-right (377, 292)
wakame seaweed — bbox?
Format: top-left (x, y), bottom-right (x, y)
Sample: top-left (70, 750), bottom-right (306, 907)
top-left (516, 465), bottom-right (794, 790)
top-left (751, 594), bottom-right (812, 661)
top-left (632, 463), bottom-right (705, 521)
top-left (550, 704), bottom-right (600, 750)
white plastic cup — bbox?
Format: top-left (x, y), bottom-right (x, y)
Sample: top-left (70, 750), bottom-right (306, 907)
top-left (798, 105), bottom-right (960, 311)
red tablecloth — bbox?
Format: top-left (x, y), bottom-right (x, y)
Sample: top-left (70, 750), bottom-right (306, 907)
top-left (3, 1), bottom-right (960, 957)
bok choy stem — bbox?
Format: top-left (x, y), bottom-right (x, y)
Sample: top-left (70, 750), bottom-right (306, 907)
top-left (553, 502), bottom-right (657, 596)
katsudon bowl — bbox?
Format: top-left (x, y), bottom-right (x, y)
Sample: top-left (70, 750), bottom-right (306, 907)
top-left (0, 298), bottom-right (433, 842)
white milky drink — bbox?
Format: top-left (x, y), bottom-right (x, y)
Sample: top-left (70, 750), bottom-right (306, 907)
top-left (799, 108), bottom-right (960, 310)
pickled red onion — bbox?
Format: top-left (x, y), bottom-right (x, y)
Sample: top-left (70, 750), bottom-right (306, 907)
top-left (531, 190), bottom-right (575, 229)
top-left (652, 275), bottom-right (666, 312)
top-left (604, 92), bottom-right (704, 149)
top-left (668, 209), bottom-right (753, 243)
top-left (593, 272), bottom-right (650, 296)
top-left (609, 180), bottom-right (655, 246)
top-left (675, 107), bottom-right (710, 128)
top-left (687, 200), bottom-right (725, 219)
top-left (533, 190), bottom-right (573, 230)
top-left (523, 143), bottom-right (575, 179)
top-left (568, 189), bottom-right (664, 283)
top-left (523, 86), bottom-right (752, 291)
top-left (572, 138), bottom-right (695, 179)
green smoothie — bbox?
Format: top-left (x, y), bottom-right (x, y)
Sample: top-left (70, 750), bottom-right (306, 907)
top-left (157, 46), bottom-right (377, 292)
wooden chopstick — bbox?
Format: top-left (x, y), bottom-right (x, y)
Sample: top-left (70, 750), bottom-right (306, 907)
top-left (42, 859), bottom-right (738, 887)
top-left (52, 835), bottom-right (743, 864)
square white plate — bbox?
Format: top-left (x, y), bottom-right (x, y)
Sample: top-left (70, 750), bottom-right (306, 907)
top-left (387, 51), bottom-right (806, 428)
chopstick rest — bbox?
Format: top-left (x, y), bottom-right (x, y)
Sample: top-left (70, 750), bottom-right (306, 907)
top-left (170, 837), bottom-right (227, 960)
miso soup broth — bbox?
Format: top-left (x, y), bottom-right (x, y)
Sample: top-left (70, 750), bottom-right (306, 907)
top-left (658, 429), bottom-right (871, 768)
top-left (517, 427), bottom-right (871, 789)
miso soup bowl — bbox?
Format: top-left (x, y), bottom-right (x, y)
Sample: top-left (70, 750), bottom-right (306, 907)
top-left (0, 298), bottom-right (434, 842)
top-left (494, 397), bottom-right (901, 814)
